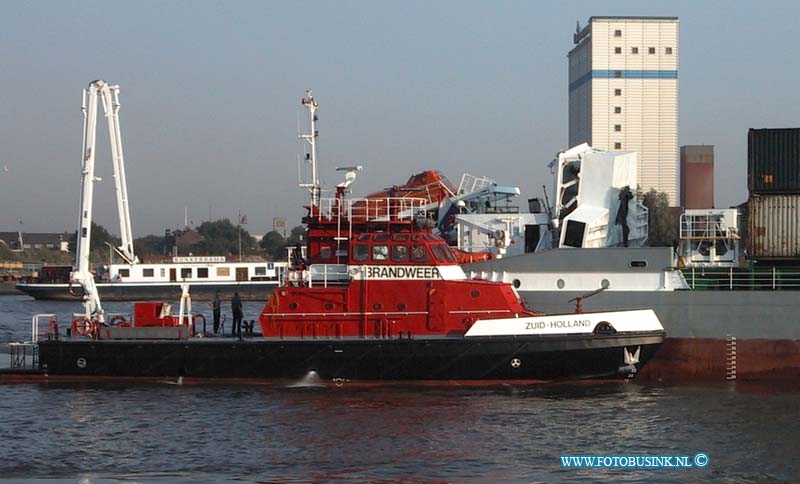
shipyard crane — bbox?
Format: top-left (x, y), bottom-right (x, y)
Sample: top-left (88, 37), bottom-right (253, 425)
top-left (72, 80), bottom-right (139, 323)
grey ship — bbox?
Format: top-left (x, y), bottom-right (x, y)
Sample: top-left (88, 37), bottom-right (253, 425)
top-left (445, 145), bottom-right (799, 382)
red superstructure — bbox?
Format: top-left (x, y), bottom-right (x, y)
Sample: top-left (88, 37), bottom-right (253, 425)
top-left (259, 193), bottom-right (537, 339)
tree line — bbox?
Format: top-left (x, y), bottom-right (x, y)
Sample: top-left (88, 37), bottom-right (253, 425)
top-left (639, 189), bottom-right (681, 248)
top-left (69, 219), bottom-right (306, 262)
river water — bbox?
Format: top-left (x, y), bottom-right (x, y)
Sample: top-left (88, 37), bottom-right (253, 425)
top-left (1, 295), bottom-right (798, 483)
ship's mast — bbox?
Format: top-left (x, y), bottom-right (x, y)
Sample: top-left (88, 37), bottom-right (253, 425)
top-left (299, 90), bottom-right (320, 207)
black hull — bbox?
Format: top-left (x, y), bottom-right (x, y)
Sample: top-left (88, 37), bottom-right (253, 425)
top-left (26, 332), bottom-right (664, 382)
top-left (15, 282), bottom-right (277, 302)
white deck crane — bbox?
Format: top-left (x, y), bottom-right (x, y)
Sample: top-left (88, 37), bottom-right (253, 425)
top-left (72, 80), bottom-right (139, 323)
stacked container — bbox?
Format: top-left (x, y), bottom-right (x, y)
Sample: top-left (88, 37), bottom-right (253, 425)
top-left (747, 128), bottom-right (800, 260)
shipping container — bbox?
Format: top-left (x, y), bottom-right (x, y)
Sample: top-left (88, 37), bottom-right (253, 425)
top-left (747, 194), bottom-right (800, 260)
top-left (748, 128), bottom-right (800, 194)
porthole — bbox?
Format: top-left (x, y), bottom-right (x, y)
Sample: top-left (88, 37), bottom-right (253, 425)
top-left (288, 302), bottom-right (298, 310)
top-left (629, 260), bottom-right (647, 268)
top-left (471, 290), bottom-right (480, 298)
top-left (512, 279), bottom-right (521, 289)
top-left (280, 290), bottom-right (288, 296)
top-left (373, 303), bottom-right (382, 310)
top-left (601, 279), bottom-right (610, 289)
top-left (324, 303), bottom-right (334, 310)
top-left (556, 279), bottom-right (566, 289)
top-left (397, 303), bottom-right (407, 311)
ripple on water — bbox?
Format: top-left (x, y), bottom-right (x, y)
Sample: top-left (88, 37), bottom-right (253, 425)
top-left (1, 297), bottom-right (800, 482)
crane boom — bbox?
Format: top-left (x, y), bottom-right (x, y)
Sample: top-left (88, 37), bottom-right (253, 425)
top-left (103, 85), bottom-right (137, 264)
top-left (72, 80), bottom-right (139, 322)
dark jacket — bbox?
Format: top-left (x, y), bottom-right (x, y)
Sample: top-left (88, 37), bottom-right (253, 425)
top-left (231, 294), bottom-right (243, 317)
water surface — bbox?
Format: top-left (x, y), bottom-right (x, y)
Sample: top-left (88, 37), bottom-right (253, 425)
top-left (1, 296), bottom-right (798, 483)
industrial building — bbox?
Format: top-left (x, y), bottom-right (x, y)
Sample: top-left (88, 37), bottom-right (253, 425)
top-left (569, 16), bottom-right (679, 205)
top-left (680, 145), bottom-right (715, 209)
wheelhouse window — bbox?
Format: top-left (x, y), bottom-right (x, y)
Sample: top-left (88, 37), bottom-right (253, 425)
top-left (391, 245), bottom-right (409, 262)
top-left (392, 233), bottom-right (410, 241)
top-left (373, 233), bottom-right (390, 242)
top-left (254, 266), bottom-right (266, 276)
top-left (410, 245), bottom-right (428, 262)
top-left (357, 234), bottom-right (371, 241)
top-left (181, 268), bottom-right (192, 279)
top-left (118, 268), bottom-right (130, 278)
top-left (216, 267), bottom-right (230, 277)
top-left (372, 245), bottom-right (389, 261)
top-left (197, 268), bottom-right (209, 278)
top-left (142, 268), bottom-right (154, 277)
top-left (353, 244), bottom-right (369, 261)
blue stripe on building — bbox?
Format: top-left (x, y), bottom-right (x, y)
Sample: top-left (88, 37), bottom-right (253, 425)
top-left (569, 70), bottom-right (678, 91)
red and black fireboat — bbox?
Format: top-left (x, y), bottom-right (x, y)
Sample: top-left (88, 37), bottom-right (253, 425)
top-left (1, 91), bottom-right (664, 384)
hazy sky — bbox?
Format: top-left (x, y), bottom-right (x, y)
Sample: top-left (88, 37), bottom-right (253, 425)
top-left (2, 1), bottom-right (799, 236)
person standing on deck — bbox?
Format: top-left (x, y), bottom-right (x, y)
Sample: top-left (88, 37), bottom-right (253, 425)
top-left (212, 291), bottom-right (222, 334)
top-left (231, 291), bottom-right (243, 339)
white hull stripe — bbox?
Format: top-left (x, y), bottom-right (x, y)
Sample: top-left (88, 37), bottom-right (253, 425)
top-left (19, 281), bottom-right (279, 288)
top-left (465, 309), bottom-right (664, 337)
top-left (349, 264), bottom-right (467, 281)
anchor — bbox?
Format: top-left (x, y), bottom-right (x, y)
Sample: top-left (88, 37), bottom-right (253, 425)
top-left (618, 346), bottom-right (642, 376)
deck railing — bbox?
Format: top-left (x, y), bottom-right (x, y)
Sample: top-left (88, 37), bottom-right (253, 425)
top-left (316, 197), bottom-right (427, 223)
top-left (682, 267), bottom-right (800, 290)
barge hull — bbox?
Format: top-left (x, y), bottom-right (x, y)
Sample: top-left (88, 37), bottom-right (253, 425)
top-left (19, 333), bottom-right (664, 382)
